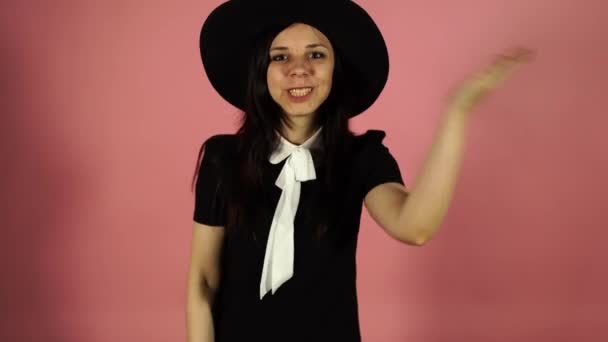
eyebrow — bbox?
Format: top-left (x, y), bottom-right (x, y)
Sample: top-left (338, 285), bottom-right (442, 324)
top-left (270, 43), bottom-right (329, 52)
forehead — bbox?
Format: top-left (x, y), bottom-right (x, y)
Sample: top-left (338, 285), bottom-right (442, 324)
top-left (271, 23), bottom-right (332, 47)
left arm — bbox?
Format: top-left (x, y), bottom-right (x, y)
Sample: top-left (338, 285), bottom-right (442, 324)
top-left (364, 109), bottom-right (468, 245)
top-left (365, 47), bottom-right (532, 245)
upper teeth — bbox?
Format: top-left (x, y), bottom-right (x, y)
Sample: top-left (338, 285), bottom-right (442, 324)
top-left (289, 88), bottom-right (312, 97)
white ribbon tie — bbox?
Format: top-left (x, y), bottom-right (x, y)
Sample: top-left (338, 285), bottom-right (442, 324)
top-left (260, 127), bottom-right (322, 299)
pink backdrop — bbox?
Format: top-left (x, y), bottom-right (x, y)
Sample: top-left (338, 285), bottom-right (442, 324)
top-left (2, 0), bottom-right (607, 341)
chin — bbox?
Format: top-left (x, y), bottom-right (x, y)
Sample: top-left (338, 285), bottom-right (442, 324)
top-left (284, 112), bottom-right (318, 120)
top-left (288, 110), bottom-right (315, 116)
top-left (282, 106), bottom-right (319, 117)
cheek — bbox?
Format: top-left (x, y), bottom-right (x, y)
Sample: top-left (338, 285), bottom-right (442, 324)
top-left (319, 66), bottom-right (334, 94)
top-left (266, 68), bottom-right (283, 99)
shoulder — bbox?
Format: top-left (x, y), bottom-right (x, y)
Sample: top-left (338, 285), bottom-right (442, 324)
top-left (350, 129), bottom-right (391, 158)
top-left (349, 129), bottom-right (404, 198)
top-left (200, 133), bottom-right (238, 161)
top-left (356, 129), bottom-right (387, 142)
top-left (202, 133), bottom-right (237, 151)
top-left (349, 129), bottom-right (400, 176)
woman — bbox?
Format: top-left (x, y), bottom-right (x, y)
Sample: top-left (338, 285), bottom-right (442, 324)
top-left (186, 1), bottom-right (531, 341)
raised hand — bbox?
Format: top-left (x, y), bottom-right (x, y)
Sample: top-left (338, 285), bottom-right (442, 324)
top-left (447, 47), bottom-right (534, 115)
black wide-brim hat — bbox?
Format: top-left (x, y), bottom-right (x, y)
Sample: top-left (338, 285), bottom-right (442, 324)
top-left (199, 0), bottom-right (389, 118)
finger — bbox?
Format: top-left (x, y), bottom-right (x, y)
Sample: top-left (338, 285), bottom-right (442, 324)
top-left (510, 47), bottom-right (535, 62)
top-left (490, 47), bottom-right (533, 72)
top-left (495, 48), bottom-right (534, 74)
top-left (474, 55), bottom-right (518, 85)
top-left (485, 50), bottom-right (532, 86)
top-left (469, 47), bottom-right (534, 91)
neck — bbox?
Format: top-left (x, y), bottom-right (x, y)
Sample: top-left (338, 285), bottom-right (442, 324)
top-left (279, 117), bottom-right (320, 145)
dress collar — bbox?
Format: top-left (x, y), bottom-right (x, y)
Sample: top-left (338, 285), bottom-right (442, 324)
top-left (269, 126), bottom-right (323, 164)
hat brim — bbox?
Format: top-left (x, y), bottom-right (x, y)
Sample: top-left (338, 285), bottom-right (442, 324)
top-left (199, 0), bottom-right (389, 117)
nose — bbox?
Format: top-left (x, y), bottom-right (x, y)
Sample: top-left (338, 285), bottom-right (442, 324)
top-left (288, 58), bottom-right (311, 78)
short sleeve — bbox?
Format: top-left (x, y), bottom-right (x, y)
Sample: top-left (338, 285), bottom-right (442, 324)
top-left (359, 130), bottom-right (405, 198)
top-left (193, 135), bottom-right (228, 227)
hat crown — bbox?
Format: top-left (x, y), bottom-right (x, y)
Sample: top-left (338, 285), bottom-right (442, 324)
top-left (200, 0), bottom-right (389, 117)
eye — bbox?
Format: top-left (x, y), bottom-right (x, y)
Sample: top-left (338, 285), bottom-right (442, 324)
top-left (310, 51), bottom-right (325, 59)
top-left (270, 54), bottom-right (287, 62)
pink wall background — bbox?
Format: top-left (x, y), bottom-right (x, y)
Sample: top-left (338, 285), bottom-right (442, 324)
top-left (1, 0), bottom-right (607, 341)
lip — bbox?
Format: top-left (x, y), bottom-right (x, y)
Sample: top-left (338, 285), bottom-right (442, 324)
top-left (286, 87), bottom-right (314, 103)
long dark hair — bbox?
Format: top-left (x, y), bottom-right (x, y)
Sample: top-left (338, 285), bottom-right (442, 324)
top-left (192, 23), bottom-right (357, 241)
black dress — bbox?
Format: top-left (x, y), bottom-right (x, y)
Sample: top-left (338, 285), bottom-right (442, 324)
top-left (193, 129), bottom-right (405, 342)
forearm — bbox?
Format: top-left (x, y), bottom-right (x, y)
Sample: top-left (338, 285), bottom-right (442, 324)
top-left (186, 279), bottom-right (216, 342)
top-left (399, 109), bottom-right (469, 244)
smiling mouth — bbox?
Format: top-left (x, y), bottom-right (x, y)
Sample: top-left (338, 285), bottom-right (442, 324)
top-left (288, 87), bottom-right (313, 97)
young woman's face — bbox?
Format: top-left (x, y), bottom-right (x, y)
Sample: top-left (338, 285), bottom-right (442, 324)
top-left (267, 23), bottom-right (335, 118)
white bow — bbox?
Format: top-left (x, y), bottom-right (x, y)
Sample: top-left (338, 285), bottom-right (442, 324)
top-left (260, 127), bottom-right (323, 299)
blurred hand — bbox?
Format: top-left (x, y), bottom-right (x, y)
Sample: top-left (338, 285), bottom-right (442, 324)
top-left (447, 47), bottom-right (534, 115)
